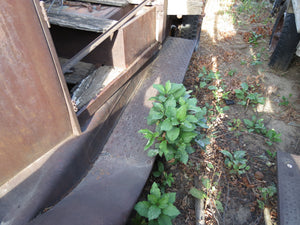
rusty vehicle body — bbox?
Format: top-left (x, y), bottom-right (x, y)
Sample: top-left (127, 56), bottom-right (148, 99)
top-left (0, 0), bottom-right (201, 224)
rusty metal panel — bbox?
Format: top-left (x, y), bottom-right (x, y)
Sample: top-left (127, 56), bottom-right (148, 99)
top-left (0, 1), bottom-right (75, 185)
top-left (119, 6), bottom-right (157, 67)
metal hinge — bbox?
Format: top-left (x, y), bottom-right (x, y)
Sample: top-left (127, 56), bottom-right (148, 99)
top-left (40, 1), bottom-right (51, 28)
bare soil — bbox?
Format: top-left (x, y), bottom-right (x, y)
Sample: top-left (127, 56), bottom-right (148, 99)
top-left (130, 0), bottom-right (300, 224)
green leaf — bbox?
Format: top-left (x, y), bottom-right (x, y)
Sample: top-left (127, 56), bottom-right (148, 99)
top-left (153, 171), bottom-right (161, 177)
top-left (148, 194), bottom-right (158, 204)
top-left (159, 141), bottom-right (168, 156)
top-left (158, 95), bottom-right (167, 102)
top-left (243, 119), bottom-right (254, 128)
top-left (148, 205), bottom-right (161, 220)
top-left (179, 150), bottom-right (189, 164)
top-left (164, 98), bottom-right (176, 108)
top-left (150, 182), bottom-right (161, 198)
top-left (166, 193), bottom-right (176, 203)
top-left (138, 130), bottom-right (158, 150)
top-left (208, 85), bottom-right (217, 90)
top-left (202, 178), bottom-right (211, 190)
top-left (241, 82), bottom-right (249, 90)
top-left (207, 162), bottom-right (214, 169)
top-left (169, 83), bottom-right (183, 94)
top-left (166, 127), bottom-right (180, 142)
top-left (148, 149), bottom-right (159, 157)
top-left (165, 81), bottom-right (171, 94)
top-left (221, 150), bottom-right (233, 161)
top-left (189, 187), bottom-right (207, 200)
top-left (161, 118), bottom-right (173, 131)
top-left (147, 108), bottom-right (164, 125)
top-left (200, 82), bottom-right (207, 88)
top-left (215, 200), bottom-right (224, 212)
top-left (186, 115), bottom-right (198, 123)
top-left (176, 105), bottom-right (187, 122)
top-left (234, 150), bottom-right (246, 159)
top-left (153, 84), bottom-right (165, 94)
top-left (153, 102), bottom-right (164, 112)
top-left (181, 120), bottom-right (194, 131)
top-left (157, 161), bottom-right (164, 172)
top-left (135, 201), bottom-right (150, 217)
top-left (158, 214), bottom-right (172, 225)
top-left (162, 204), bottom-right (180, 217)
top-left (197, 120), bottom-right (209, 128)
top-left (181, 132), bottom-right (197, 143)
top-left (165, 106), bottom-right (176, 118)
top-left (158, 195), bottom-right (169, 209)
top-left (173, 87), bottom-right (186, 99)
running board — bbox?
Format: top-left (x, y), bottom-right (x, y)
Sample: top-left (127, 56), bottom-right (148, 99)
top-left (29, 37), bottom-right (196, 225)
top-left (277, 151), bottom-right (300, 225)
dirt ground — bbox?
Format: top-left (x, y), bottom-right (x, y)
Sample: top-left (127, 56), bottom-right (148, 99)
top-left (130, 0), bottom-right (300, 224)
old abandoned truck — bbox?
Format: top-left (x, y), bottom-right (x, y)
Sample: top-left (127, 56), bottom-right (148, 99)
top-left (269, 0), bottom-right (300, 70)
top-left (0, 0), bottom-right (202, 224)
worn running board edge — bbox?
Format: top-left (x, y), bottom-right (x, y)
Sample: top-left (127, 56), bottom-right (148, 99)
top-left (277, 150), bottom-right (300, 225)
top-left (28, 37), bottom-right (196, 225)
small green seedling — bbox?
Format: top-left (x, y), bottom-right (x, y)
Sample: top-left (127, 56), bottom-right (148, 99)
top-left (235, 83), bottom-right (265, 106)
top-left (198, 67), bottom-right (222, 89)
top-left (221, 150), bottom-right (250, 175)
top-left (243, 115), bottom-right (266, 134)
top-left (153, 161), bottom-right (174, 191)
top-left (279, 94), bottom-right (292, 106)
top-left (134, 182), bottom-right (180, 225)
top-left (189, 177), bottom-right (224, 213)
top-left (265, 149), bottom-right (276, 159)
top-left (240, 60), bottom-right (247, 65)
top-left (244, 116), bottom-right (282, 145)
top-left (248, 31), bottom-right (262, 46)
top-left (257, 185), bottom-right (277, 209)
top-left (228, 118), bottom-right (242, 131)
top-left (228, 69), bottom-right (237, 77)
top-left (251, 53), bottom-right (263, 65)
top-left (265, 129), bottom-right (282, 146)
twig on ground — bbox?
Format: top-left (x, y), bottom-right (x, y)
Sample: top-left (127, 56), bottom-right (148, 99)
top-left (264, 207), bottom-right (272, 225)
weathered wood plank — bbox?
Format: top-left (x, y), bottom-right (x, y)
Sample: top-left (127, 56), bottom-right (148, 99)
top-left (79, 0), bottom-right (129, 7)
top-left (59, 58), bottom-right (96, 84)
top-left (167, 0), bottom-right (203, 15)
top-left (71, 66), bottom-right (123, 109)
top-left (47, 6), bottom-right (117, 32)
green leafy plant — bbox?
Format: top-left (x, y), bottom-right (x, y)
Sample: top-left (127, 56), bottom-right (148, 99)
top-left (198, 67), bottom-right (222, 89)
top-left (257, 185), bottom-right (277, 209)
top-left (243, 115), bottom-right (282, 146)
top-left (265, 129), bottom-right (282, 146)
top-left (240, 60), bottom-right (247, 65)
top-left (221, 150), bottom-right (250, 175)
top-left (139, 81), bottom-right (208, 164)
top-left (265, 149), bottom-right (276, 159)
top-left (234, 82), bottom-right (265, 106)
top-left (153, 161), bottom-right (174, 191)
top-left (243, 115), bottom-right (266, 134)
top-left (228, 69), bottom-right (236, 77)
top-left (251, 53), bottom-right (263, 65)
top-left (189, 177), bottom-right (224, 213)
top-left (228, 118), bottom-right (242, 131)
top-left (134, 182), bottom-right (180, 225)
top-left (248, 31), bottom-right (262, 46)
top-left (279, 94), bottom-right (292, 106)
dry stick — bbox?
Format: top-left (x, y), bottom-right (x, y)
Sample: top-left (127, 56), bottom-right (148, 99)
top-left (264, 207), bottom-right (272, 225)
top-left (223, 173), bottom-right (230, 225)
top-left (194, 176), bottom-right (206, 225)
